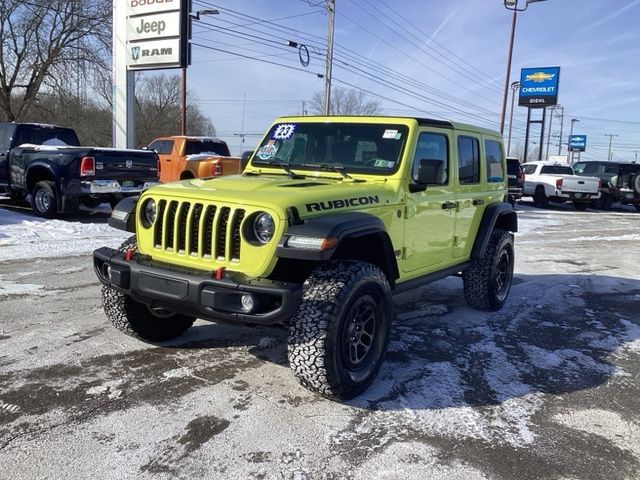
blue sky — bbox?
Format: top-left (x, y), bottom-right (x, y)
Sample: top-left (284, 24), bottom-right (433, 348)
top-left (162, 0), bottom-right (640, 160)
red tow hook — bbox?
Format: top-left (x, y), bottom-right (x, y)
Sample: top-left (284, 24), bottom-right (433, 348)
top-left (124, 248), bottom-right (136, 262)
top-left (214, 267), bottom-right (225, 280)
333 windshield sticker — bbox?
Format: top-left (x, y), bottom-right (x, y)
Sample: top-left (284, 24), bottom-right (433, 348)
top-left (272, 124), bottom-right (296, 140)
top-left (257, 142), bottom-right (279, 160)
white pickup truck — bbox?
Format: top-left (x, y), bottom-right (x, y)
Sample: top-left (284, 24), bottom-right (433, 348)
top-left (522, 161), bottom-right (600, 210)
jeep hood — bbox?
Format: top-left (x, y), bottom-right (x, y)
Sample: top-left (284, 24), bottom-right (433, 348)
top-left (144, 173), bottom-right (399, 218)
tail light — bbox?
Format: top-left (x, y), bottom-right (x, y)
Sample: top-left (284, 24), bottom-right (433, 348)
top-left (80, 156), bottom-right (95, 176)
top-left (556, 178), bottom-right (563, 189)
top-left (157, 158), bottom-right (161, 177)
top-left (517, 170), bottom-right (524, 182)
top-left (212, 161), bottom-right (222, 176)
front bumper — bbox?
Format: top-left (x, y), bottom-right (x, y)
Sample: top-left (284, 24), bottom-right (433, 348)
top-left (81, 180), bottom-right (159, 195)
top-left (93, 247), bottom-right (302, 325)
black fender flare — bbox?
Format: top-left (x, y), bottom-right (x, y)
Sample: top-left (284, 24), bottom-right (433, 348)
top-left (108, 196), bottom-right (138, 232)
top-left (470, 202), bottom-right (518, 260)
top-left (276, 211), bottom-right (399, 281)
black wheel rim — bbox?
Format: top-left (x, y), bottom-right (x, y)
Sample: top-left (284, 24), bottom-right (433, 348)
top-left (342, 295), bottom-right (378, 370)
top-left (494, 247), bottom-right (513, 301)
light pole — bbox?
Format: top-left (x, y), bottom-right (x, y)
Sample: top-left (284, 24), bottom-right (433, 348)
top-left (545, 105), bottom-right (562, 160)
top-left (182, 9), bottom-right (220, 135)
top-left (568, 118), bottom-right (579, 164)
top-left (500, 0), bottom-right (547, 135)
top-left (507, 81), bottom-right (520, 156)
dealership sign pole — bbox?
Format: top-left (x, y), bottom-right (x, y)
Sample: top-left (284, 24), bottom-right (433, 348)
top-left (519, 66), bottom-right (560, 162)
top-left (113, 0), bottom-right (189, 148)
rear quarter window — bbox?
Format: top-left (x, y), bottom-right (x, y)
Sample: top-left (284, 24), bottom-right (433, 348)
top-left (485, 140), bottom-right (505, 182)
top-left (522, 164), bottom-right (538, 175)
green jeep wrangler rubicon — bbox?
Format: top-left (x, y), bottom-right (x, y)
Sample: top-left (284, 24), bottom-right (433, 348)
top-left (94, 116), bottom-right (517, 399)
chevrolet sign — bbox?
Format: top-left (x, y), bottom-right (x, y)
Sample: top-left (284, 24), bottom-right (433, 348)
top-left (519, 67), bottom-right (561, 107)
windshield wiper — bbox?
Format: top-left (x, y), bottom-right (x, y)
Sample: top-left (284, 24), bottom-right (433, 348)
top-left (252, 160), bottom-right (304, 179)
top-left (300, 163), bottom-right (352, 179)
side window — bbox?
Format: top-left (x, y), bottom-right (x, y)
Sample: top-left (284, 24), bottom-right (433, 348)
top-left (457, 136), bottom-right (480, 184)
top-left (148, 140), bottom-right (173, 154)
top-left (485, 140), bottom-right (504, 182)
top-left (604, 164), bottom-right (619, 174)
top-left (522, 164), bottom-right (537, 175)
top-left (412, 132), bottom-right (449, 184)
top-left (0, 125), bottom-right (13, 151)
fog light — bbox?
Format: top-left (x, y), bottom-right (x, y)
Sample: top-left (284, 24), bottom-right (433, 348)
top-left (240, 293), bottom-right (255, 312)
top-left (103, 263), bottom-right (112, 280)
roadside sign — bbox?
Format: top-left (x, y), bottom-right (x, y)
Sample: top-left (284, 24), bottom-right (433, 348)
top-left (125, 0), bottom-right (188, 70)
top-left (519, 67), bottom-right (561, 107)
top-left (569, 135), bottom-right (587, 152)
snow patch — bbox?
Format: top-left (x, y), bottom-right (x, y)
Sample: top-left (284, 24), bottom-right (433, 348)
top-left (0, 278), bottom-right (45, 296)
top-left (162, 367), bottom-right (193, 379)
top-left (86, 379), bottom-right (123, 399)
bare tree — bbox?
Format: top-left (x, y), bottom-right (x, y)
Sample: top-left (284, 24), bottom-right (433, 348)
top-left (309, 87), bottom-right (382, 115)
top-left (0, 0), bottom-right (110, 121)
top-left (135, 73), bottom-right (216, 147)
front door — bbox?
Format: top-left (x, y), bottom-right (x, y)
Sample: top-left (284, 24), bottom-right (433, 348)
top-left (402, 130), bottom-right (456, 273)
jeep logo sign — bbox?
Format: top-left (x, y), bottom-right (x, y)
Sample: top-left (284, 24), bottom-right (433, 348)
top-left (126, 11), bottom-right (180, 42)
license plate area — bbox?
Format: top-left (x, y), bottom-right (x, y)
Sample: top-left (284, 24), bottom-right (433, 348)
top-left (138, 272), bottom-right (188, 300)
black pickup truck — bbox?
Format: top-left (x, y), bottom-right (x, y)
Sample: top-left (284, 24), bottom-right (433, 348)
top-left (0, 123), bottom-right (159, 217)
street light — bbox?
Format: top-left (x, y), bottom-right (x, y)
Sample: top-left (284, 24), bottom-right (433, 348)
top-left (507, 81), bottom-right (520, 156)
top-left (499, 0), bottom-right (548, 135)
top-left (181, 9), bottom-right (220, 135)
top-left (568, 118), bottom-right (579, 164)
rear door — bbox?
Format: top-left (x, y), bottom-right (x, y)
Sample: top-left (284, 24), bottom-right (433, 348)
top-left (453, 133), bottom-right (484, 258)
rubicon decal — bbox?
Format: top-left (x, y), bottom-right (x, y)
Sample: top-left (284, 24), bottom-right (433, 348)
top-left (306, 196), bottom-right (380, 212)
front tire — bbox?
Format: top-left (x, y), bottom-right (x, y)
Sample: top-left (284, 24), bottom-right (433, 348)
top-left (102, 236), bottom-right (195, 342)
top-left (288, 261), bottom-right (392, 400)
top-left (463, 229), bottom-right (514, 311)
top-left (30, 180), bottom-right (58, 218)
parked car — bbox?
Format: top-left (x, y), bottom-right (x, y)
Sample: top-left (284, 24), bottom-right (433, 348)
top-left (0, 122), bottom-right (159, 217)
top-left (522, 161), bottom-right (600, 210)
top-left (506, 157), bottom-right (524, 204)
top-left (148, 136), bottom-right (242, 183)
top-left (573, 160), bottom-right (640, 211)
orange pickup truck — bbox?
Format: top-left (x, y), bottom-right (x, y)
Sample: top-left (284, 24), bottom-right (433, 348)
top-left (148, 136), bottom-right (242, 183)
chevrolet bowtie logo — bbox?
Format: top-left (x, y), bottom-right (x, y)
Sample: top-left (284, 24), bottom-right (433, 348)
top-left (526, 72), bottom-right (555, 83)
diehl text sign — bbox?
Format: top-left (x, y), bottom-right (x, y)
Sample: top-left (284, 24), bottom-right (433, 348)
top-left (519, 67), bottom-right (560, 107)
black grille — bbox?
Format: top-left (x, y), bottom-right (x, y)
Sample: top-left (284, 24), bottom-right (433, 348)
top-left (151, 200), bottom-right (245, 262)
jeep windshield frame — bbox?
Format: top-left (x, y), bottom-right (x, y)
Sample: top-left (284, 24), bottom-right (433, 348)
top-left (251, 122), bottom-right (409, 176)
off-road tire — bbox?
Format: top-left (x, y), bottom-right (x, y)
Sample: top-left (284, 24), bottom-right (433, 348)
top-left (288, 261), bottom-right (392, 400)
top-left (533, 187), bottom-right (549, 208)
top-left (631, 174), bottom-right (640, 194)
top-left (634, 204), bottom-right (640, 212)
top-left (593, 192), bottom-right (612, 210)
top-left (30, 180), bottom-right (57, 218)
top-left (102, 236), bottom-right (195, 342)
top-left (463, 229), bottom-right (514, 312)
top-left (573, 202), bottom-right (588, 211)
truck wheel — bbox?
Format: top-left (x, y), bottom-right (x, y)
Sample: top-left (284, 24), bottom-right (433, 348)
top-left (30, 180), bottom-right (58, 218)
top-left (102, 236), bottom-right (195, 342)
top-left (573, 202), bottom-right (588, 211)
top-left (631, 174), bottom-right (640, 194)
top-left (593, 192), bottom-right (612, 210)
top-left (634, 204), bottom-right (640, 212)
top-left (533, 187), bottom-right (548, 208)
top-left (288, 261), bottom-right (392, 400)
top-left (463, 229), bottom-right (514, 312)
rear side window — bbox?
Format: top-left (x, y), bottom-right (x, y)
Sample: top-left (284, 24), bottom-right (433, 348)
top-left (522, 164), bottom-right (537, 175)
top-left (540, 165), bottom-right (574, 175)
top-left (149, 140), bottom-right (174, 155)
top-left (457, 136), bottom-right (480, 184)
top-left (485, 140), bottom-right (504, 182)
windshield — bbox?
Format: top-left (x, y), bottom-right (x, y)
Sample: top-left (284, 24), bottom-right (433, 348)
top-left (252, 122), bottom-right (409, 175)
top-left (185, 140), bottom-right (230, 156)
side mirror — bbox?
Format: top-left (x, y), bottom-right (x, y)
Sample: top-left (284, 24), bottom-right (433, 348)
top-left (141, 146), bottom-right (149, 150)
top-left (240, 150), bottom-right (254, 172)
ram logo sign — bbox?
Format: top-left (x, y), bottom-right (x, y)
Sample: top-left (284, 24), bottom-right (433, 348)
top-left (519, 67), bottom-right (561, 107)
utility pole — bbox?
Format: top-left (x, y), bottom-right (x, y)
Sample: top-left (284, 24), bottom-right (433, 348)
top-left (634, 150), bottom-right (638, 163)
top-left (545, 106), bottom-right (553, 161)
top-left (323, 0), bottom-right (336, 115)
top-left (557, 106), bottom-right (564, 155)
top-left (507, 81), bottom-right (520, 157)
top-left (301, 100), bottom-right (306, 115)
top-left (567, 118), bottom-right (579, 164)
top-left (605, 134), bottom-right (618, 161)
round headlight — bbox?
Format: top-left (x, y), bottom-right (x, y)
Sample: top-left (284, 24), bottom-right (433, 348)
top-left (253, 213), bottom-right (275, 244)
top-left (142, 199), bottom-right (156, 227)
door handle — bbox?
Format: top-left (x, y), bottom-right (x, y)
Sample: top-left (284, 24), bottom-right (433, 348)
top-left (472, 199), bottom-right (485, 206)
top-left (442, 201), bottom-right (457, 210)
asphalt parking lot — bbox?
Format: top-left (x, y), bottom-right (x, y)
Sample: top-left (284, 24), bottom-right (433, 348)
top-left (1, 201), bottom-right (639, 479)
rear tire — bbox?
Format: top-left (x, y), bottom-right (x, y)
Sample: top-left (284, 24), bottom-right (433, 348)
top-left (288, 261), bottom-right (392, 400)
top-left (463, 229), bottom-right (514, 312)
top-left (101, 236), bottom-right (195, 342)
top-left (573, 202), bottom-right (588, 211)
top-left (533, 187), bottom-right (549, 208)
top-left (593, 192), bottom-right (612, 210)
top-left (30, 180), bottom-right (58, 218)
